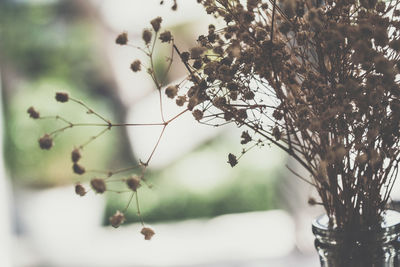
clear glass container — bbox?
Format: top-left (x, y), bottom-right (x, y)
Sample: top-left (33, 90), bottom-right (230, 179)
top-left (312, 210), bottom-right (400, 267)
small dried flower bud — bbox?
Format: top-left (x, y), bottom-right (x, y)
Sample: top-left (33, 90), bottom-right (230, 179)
top-left (73, 163), bottom-right (85, 175)
top-left (142, 29), bottom-right (152, 45)
top-left (165, 85), bottom-right (178, 98)
top-left (272, 126), bottom-right (282, 141)
top-left (116, 32), bottom-right (128, 45)
top-left (39, 134), bottom-right (53, 150)
top-left (126, 175), bottom-right (141, 191)
top-left (237, 109), bottom-right (248, 120)
top-left (150, 17), bottom-right (162, 32)
top-left (308, 197), bottom-right (317, 206)
top-left (228, 153), bottom-right (238, 167)
top-left (159, 31), bottom-right (172, 43)
top-left (180, 52), bottom-right (190, 62)
top-left (91, 178), bottom-right (106, 194)
top-left (75, 183), bottom-right (86, 196)
top-left (55, 92), bottom-right (69, 103)
top-left (141, 227), bottom-right (155, 240)
top-left (27, 106), bottom-right (40, 119)
top-left (71, 148), bottom-right (81, 163)
top-left (192, 109), bottom-right (203, 120)
top-left (130, 60), bottom-right (141, 72)
top-left (241, 131), bottom-right (252, 145)
top-left (109, 210), bottom-right (125, 228)
top-left (176, 95), bottom-right (186, 106)
top-left (193, 59), bottom-right (203, 69)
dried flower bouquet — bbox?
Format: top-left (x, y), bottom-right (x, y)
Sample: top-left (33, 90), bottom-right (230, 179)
top-left (29, 0), bottom-right (400, 237)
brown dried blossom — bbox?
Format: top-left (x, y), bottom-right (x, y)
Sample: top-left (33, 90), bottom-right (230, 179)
top-left (109, 210), bottom-right (126, 228)
top-left (39, 134), bottom-right (53, 150)
top-left (142, 29), bottom-right (152, 45)
top-left (130, 60), bottom-right (141, 72)
top-left (71, 148), bottom-right (81, 163)
top-left (126, 175), bottom-right (141, 191)
top-left (150, 17), bottom-right (162, 32)
top-left (91, 178), bottom-right (106, 194)
top-left (73, 163), bottom-right (85, 175)
top-left (165, 85), bottom-right (178, 98)
top-left (55, 92), bottom-right (69, 103)
top-left (115, 32), bottom-right (128, 45)
top-left (75, 183), bottom-right (86, 196)
top-left (159, 31), bottom-right (172, 43)
top-left (141, 227), bottom-right (155, 240)
top-left (228, 153), bottom-right (237, 167)
top-left (27, 106), bottom-right (40, 119)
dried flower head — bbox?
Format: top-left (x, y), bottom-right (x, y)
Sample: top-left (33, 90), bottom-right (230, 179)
top-left (159, 31), bottom-right (172, 43)
top-left (308, 197), bottom-right (317, 206)
top-left (240, 131), bottom-right (252, 145)
top-left (91, 178), bottom-right (106, 194)
top-left (150, 17), bottom-right (162, 32)
top-left (71, 148), bottom-right (81, 163)
top-left (130, 60), bottom-right (141, 72)
top-left (126, 175), bottom-right (141, 191)
top-left (27, 106), bottom-right (40, 119)
top-left (192, 109), bottom-right (203, 121)
top-left (141, 227), bottom-right (155, 240)
top-left (39, 134), bottom-right (53, 150)
top-left (73, 163), bottom-right (85, 175)
top-left (142, 29), bottom-right (152, 45)
top-left (228, 153), bottom-right (238, 167)
top-left (55, 92), bottom-right (69, 103)
top-left (165, 85), bottom-right (178, 98)
top-left (75, 183), bottom-right (86, 196)
top-left (116, 32), bottom-right (128, 45)
top-left (109, 210), bottom-right (126, 228)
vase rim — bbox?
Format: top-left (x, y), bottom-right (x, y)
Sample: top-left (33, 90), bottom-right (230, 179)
top-left (312, 210), bottom-right (400, 242)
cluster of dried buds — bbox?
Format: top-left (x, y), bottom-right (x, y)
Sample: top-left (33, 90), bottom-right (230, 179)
top-left (28, 91), bottom-right (154, 240)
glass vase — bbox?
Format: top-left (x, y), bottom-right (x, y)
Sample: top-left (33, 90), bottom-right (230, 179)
top-left (312, 210), bottom-right (400, 267)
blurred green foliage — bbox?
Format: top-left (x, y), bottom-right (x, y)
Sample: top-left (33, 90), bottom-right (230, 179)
top-left (105, 136), bottom-right (285, 224)
top-left (0, 1), bottom-right (119, 187)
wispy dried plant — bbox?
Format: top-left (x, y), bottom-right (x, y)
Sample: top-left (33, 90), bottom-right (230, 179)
top-left (30, 0), bottom-right (400, 235)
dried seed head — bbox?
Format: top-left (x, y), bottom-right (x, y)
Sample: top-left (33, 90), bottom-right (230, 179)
top-left (141, 227), bottom-right (155, 240)
top-left (39, 134), bottom-right (53, 150)
top-left (176, 95), bottom-right (186, 106)
top-left (55, 92), bottom-right (69, 103)
top-left (272, 126), bottom-right (281, 141)
top-left (228, 153), bottom-right (238, 167)
top-left (75, 183), bottom-right (86, 196)
top-left (109, 210), bottom-right (126, 228)
top-left (116, 32), bottom-right (128, 45)
top-left (73, 163), bottom-right (85, 175)
top-left (241, 131), bottom-right (252, 144)
top-left (308, 197), bottom-right (317, 206)
top-left (27, 106), bottom-right (40, 119)
top-left (142, 29), bottom-right (152, 45)
top-left (130, 60), bottom-right (142, 72)
top-left (165, 85), bottom-right (178, 98)
top-left (126, 175), bottom-right (141, 191)
top-left (150, 17), bottom-right (162, 32)
top-left (91, 178), bottom-right (106, 194)
top-left (71, 148), bottom-right (81, 163)
top-left (159, 31), bottom-right (172, 43)
top-left (180, 52), bottom-right (190, 62)
top-left (192, 109), bottom-right (204, 120)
